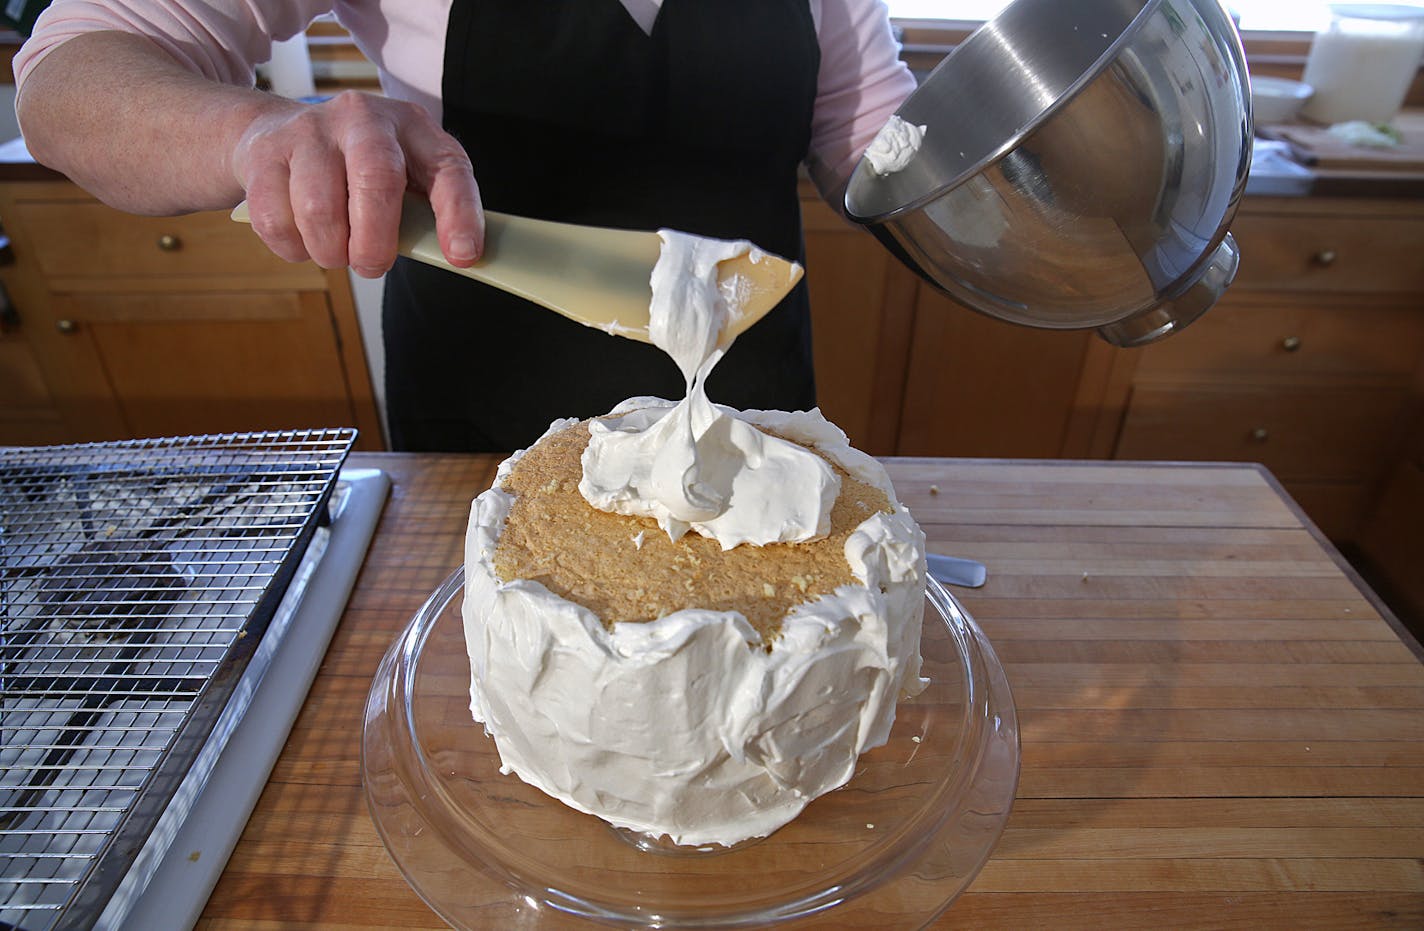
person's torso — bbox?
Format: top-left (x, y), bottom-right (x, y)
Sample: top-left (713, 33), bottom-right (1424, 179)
top-left (439, 0), bottom-right (820, 256)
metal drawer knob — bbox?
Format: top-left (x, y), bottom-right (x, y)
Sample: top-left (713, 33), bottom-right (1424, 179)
top-left (55, 318), bottom-right (78, 334)
top-left (1281, 335), bottom-right (1302, 352)
top-left (1250, 427), bottom-right (1269, 442)
top-left (1311, 249), bottom-right (1337, 267)
top-left (157, 233), bottom-right (182, 252)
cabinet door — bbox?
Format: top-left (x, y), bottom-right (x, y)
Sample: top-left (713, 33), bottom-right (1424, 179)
top-left (802, 197), bottom-right (917, 455)
top-left (1355, 454), bottom-right (1424, 627)
top-left (896, 287), bottom-right (1099, 458)
top-left (49, 290), bottom-right (365, 440)
top-left (0, 333), bottom-right (68, 445)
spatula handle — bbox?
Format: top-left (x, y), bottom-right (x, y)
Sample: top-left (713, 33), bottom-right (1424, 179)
top-left (231, 195), bottom-right (660, 342)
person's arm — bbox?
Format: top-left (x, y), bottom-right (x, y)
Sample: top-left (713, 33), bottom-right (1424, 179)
top-left (806, 0), bottom-right (918, 211)
top-left (15, 28), bottom-right (482, 276)
top-left (19, 31), bottom-right (280, 214)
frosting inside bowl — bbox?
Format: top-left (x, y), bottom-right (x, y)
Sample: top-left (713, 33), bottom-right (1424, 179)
top-left (865, 114), bottom-right (927, 176)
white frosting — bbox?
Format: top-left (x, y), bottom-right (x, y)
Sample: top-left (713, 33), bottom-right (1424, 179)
top-left (461, 227), bottom-right (928, 848)
top-left (463, 409), bottom-right (927, 848)
top-left (865, 114), bottom-right (927, 176)
top-left (580, 230), bottom-right (839, 549)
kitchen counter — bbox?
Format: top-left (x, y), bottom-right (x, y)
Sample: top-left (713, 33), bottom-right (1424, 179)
top-left (193, 453), bottom-right (1424, 930)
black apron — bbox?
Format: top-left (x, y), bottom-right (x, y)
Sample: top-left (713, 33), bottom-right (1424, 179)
top-left (381, 0), bottom-right (821, 451)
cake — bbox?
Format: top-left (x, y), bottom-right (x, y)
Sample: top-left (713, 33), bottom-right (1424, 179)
top-left (461, 231), bottom-right (928, 848)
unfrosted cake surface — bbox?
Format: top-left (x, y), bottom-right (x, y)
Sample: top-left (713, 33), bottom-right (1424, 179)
top-left (493, 418), bottom-right (892, 639)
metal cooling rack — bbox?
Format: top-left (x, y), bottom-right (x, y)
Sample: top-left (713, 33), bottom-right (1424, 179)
top-left (0, 429), bottom-right (356, 931)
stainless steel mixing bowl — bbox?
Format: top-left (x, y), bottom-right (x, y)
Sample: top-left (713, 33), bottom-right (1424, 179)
top-left (844, 0), bottom-right (1252, 347)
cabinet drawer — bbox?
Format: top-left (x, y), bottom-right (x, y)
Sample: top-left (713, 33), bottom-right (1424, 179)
top-left (1229, 212), bottom-right (1424, 294)
top-left (52, 290), bottom-right (359, 439)
top-left (1136, 297), bottom-right (1424, 382)
top-left (11, 200), bottom-right (327, 287)
top-left (1115, 383), bottom-right (1408, 483)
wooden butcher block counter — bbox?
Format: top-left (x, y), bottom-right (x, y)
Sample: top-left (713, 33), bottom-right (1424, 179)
top-left (194, 454), bottom-right (1424, 930)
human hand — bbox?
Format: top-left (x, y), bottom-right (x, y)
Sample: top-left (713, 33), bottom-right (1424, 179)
top-left (231, 90), bottom-right (483, 278)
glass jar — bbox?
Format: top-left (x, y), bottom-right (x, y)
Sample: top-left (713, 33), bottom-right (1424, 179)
top-left (1301, 4), bottom-right (1424, 124)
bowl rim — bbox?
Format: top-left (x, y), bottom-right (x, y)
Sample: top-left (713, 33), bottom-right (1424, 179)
top-left (846, 0), bottom-right (1165, 223)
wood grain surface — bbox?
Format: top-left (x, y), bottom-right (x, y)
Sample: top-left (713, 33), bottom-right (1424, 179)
top-left (1264, 112), bottom-right (1424, 172)
top-left (194, 454), bottom-right (1424, 930)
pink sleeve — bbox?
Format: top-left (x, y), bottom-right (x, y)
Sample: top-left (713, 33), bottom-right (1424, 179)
top-left (807, 0), bottom-right (918, 204)
top-left (13, 0), bottom-right (334, 91)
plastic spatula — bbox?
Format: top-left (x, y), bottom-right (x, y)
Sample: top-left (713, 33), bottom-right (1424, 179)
top-left (230, 196), bottom-right (802, 344)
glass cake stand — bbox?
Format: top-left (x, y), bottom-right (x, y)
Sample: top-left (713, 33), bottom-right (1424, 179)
top-left (361, 568), bottom-right (1019, 930)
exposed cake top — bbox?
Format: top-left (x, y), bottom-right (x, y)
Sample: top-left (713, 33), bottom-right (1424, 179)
top-left (494, 418), bottom-right (892, 639)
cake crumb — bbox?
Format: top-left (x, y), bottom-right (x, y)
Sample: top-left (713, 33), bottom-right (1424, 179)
top-left (866, 823), bottom-right (875, 830)
top-left (911, 735), bottom-right (922, 744)
top-left (929, 484), bottom-right (940, 495)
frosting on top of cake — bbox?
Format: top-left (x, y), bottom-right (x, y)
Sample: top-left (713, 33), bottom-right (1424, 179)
top-left (494, 417), bottom-right (893, 638)
top-left (579, 231), bottom-right (838, 550)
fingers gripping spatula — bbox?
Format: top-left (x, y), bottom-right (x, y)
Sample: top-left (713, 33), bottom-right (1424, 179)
top-left (231, 196), bottom-right (802, 344)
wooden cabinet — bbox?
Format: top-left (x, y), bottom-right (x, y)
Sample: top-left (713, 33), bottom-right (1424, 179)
top-left (1227, 209), bottom-right (1424, 293)
top-left (801, 194), bottom-right (917, 455)
top-left (0, 180), bottom-right (384, 449)
top-left (1356, 425), bottom-right (1424, 623)
top-left (894, 289), bottom-right (1109, 459)
top-left (1108, 196), bottom-right (1424, 543)
top-left (801, 189), bottom-right (1424, 563)
top-left (801, 189), bottom-right (1120, 459)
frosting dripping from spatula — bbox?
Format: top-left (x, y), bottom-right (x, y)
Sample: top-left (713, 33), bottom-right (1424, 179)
top-left (579, 231), bottom-right (837, 550)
